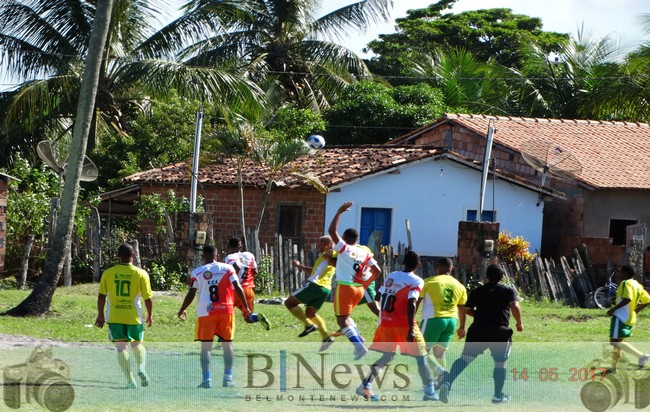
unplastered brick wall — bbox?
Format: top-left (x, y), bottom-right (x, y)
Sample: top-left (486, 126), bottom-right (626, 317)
top-left (0, 178), bottom-right (7, 274)
top-left (140, 184), bottom-right (326, 250)
top-left (457, 221), bottom-right (500, 276)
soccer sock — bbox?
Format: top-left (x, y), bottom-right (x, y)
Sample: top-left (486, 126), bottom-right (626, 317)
top-left (348, 319), bottom-right (361, 336)
top-left (289, 306), bottom-right (312, 327)
top-left (117, 351), bottom-right (133, 382)
top-left (427, 353), bottom-right (443, 376)
top-left (310, 314), bottom-right (329, 339)
top-left (618, 342), bottom-right (644, 358)
top-left (224, 368), bottom-right (233, 377)
top-left (132, 344), bottom-right (146, 374)
top-left (342, 326), bottom-right (364, 347)
top-left (416, 356), bottom-right (434, 388)
top-left (493, 367), bottom-right (506, 397)
top-left (447, 357), bottom-right (470, 387)
top-left (200, 346), bottom-right (211, 382)
top-left (248, 313), bottom-right (259, 323)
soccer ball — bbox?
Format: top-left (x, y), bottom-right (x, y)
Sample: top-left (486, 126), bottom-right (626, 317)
top-left (306, 134), bottom-right (325, 149)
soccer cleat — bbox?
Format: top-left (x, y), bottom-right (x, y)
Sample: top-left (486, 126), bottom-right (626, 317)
top-left (125, 382), bottom-right (137, 389)
top-left (423, 392), bottom-right (439, 401)
top-left (492, 394), bottom-right (510, 404)
top-left (639, 354), bottom-right (649, 369)
top-left (355, 385), bottom-right (379, 401)
top-left (438, 382), bottom-right (450, 403)
top-left (435, 370), bottom-right (448, 390)
top-left (138, 371), bottom-right (149, 387)
top-left (298, 324), bottom-right (318, 338)
top-left (197, 379), bottom-right (212, 389)
top-left (353, 345), bottom-right (368, 361)
top-left (259, 313), bottom-right (271, 330)
top-left (222, 375), bottom-right (233, 388)
top-left (320, 337), bottom-right (335, 352)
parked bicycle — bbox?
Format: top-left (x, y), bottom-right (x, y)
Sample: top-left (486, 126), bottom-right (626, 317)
top-left (593, 270), bottom-right (618, 309)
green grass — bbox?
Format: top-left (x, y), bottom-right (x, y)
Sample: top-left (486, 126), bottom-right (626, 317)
top-left (2, 285), bottom-right (650, 411)
top-left (2, 284), bottom-right (650, 343)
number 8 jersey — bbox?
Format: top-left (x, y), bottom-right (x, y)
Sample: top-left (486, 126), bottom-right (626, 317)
top-left (378, 270), bottom-right (423, 327)
top-left (190, 261), bottom-right (239, 317)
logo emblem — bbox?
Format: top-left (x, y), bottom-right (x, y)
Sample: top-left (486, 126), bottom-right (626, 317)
top-left (203, 271), bottom-right (213, 280)
top-left (386, 278), bottom-right (394, 287)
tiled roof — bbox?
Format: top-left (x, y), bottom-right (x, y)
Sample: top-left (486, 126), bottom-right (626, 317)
top-left (124, 145), bottom-right (555, 195)
top-left (125, 146), bottom-right (441, 188)
top-left (394, 113), bottom-right (650, 189)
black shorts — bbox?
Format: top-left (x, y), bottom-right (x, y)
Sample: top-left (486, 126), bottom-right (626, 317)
top-left (461, 324), bottom-right (513, 362)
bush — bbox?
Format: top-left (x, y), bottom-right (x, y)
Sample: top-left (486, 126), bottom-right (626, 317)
top-left (255, 253), bottom-right (274, 295)
top-left (147, 261), bottom-right (186, 292)
top-left (497, 231), bottom-right (535, 264)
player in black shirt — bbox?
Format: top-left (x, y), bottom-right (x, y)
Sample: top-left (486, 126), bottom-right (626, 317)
top-left (439, 264), bottom-right (523, 404)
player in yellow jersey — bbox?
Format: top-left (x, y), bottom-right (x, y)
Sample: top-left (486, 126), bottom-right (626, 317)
top-left (95, 243), bottom-right (153, 389)
top-left (286, 235), bottom-right (337, 351)
top-left (418, 257), bottom-right (467, 385)
top-left (606, 265), bottom-right (650, 372)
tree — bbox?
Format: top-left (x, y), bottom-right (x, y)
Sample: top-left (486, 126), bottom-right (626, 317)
top-left (324, 81), bottom-right (445, 144)
top-left (3, 0), bottom-right (115, 316)
top-left (181, 0), bottom-right (393, 111)
top-left (0, 0), bottom-right (260, 160)
top-left (366, 2), bottom-right (568, 79)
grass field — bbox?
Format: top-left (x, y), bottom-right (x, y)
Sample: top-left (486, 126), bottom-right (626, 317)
top-left (1, 284), bottom-right (650, 411)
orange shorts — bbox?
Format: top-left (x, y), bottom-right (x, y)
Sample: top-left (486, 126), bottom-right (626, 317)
top-left (195, 313), bottom-right (235, 342)
top-left (369, 324), bottom-right (427, 357)
top-left (234, 287), bottom-right (255, 315)
top-left (334, 284), bottom-right (364, 316)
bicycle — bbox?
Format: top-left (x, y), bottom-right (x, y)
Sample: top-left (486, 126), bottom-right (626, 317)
top-left (592, 270), bottom-right (618, 309)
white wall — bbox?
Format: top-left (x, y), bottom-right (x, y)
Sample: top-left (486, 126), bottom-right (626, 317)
top-left (325, 157), bottom-right (544, 257)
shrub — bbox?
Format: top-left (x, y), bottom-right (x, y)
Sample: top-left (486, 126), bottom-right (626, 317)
top-left (497, 231), bottom-right (535, 264)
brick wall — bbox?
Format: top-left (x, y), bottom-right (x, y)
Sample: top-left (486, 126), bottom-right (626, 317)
top-left (141, 184), bottom-right (327, 250)
top-left (457, 221), bottom-right (500, 277)
top-left (0, 178), bottom-right (6, 274)
top-left (410, 124), bottom-right (586, 258)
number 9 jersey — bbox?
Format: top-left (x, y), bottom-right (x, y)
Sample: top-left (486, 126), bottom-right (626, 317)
top-left (190, 261), bottom-right (239, 317)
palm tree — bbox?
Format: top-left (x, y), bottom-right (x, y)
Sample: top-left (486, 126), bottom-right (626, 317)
top-left (0, 0), bottom-right (261, 159)
top-left (180, 0), bottom-right (393, 112)
top-left (4, 0), bottom-right (115, 317)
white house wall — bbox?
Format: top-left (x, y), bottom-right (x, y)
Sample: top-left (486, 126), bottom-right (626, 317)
top-left (325, 157), bottom-right (544, 257)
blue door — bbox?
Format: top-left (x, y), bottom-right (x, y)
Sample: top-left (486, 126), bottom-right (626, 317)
top-left (360, 208), bottom-right (392, 246)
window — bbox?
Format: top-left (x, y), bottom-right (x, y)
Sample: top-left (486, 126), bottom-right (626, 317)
top-left (467, 210), bottom-right (496, 222)
top-left (277, 204), bottom-right (303, 240)
top-left (609, 219), bottom-right (637, 246)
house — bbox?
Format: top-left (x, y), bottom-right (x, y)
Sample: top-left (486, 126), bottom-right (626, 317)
top-left (120, 146), bottom-right (558, 258)
top-left (391, 113), bottom-right (650, 262)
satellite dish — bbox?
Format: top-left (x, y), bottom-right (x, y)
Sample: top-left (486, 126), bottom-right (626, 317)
top-left (37, 140), bottom-right (99, 182)
top-left (521, 139), bottom-right (582, 187)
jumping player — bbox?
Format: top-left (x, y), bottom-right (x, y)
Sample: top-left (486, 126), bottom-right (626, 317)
top-left (285, 235), bottom-right (337, 350)
top-left (328, 201), bottom-right (381, 360)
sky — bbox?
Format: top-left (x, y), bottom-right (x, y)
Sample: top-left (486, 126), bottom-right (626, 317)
top-left (325, 0), bottom-right (650, 56)
top-left (1, 0), bottom-right (649, 90)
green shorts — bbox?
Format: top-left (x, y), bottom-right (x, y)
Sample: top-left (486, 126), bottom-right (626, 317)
top-left (420, 317), bottom-right (457, 349)
top-left (359, 283), bottom-right (377, 305)
top-left (293, 282), bottom-right (331, 310)
top-left (610, 317), bottom-right (633, 339)
top-left (108, 323), bottom-right (144, 342)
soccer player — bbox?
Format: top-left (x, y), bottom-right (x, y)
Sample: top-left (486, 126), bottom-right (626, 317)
top-left (439, 264), bottom-right (523, 404)
top-left (285, 235), bottom-right (336, 350)
top-left (95, 243), bottom-right (153, 389)
top-left (328, 201), bottom-right (381, 360)
top-left (357, 250), bottom-right (438, 401)
top-left (418, 257), bottom-right (467, 384)
top-left (177, 245), bottom-right (255, 388)
top-left (606, 265), bottom-right (650, 372)
top-left (224, 237), bottom-right (270, 330)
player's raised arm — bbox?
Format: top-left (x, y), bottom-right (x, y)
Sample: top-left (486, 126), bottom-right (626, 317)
top-left (328, 201), bottom-right (352, 244)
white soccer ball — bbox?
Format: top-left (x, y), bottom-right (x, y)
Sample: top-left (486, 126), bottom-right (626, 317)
top-left (306, 134), bottom-right (325, 149)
